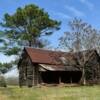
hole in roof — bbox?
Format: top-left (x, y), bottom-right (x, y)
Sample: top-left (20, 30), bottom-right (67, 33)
top-left (59, 57), bottom-right (68, 65)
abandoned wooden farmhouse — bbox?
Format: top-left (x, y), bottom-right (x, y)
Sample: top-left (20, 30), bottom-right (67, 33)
top-left (18, 47), bottom-right (100, 87)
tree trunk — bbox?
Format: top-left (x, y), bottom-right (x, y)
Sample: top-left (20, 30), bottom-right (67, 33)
top-left (82, 66), bottom-right (86, 85)
top-left (29, 41), bottom-right (32, 47)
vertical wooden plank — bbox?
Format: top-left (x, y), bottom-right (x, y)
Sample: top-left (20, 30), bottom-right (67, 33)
top-left (19, 64), bottom-right (26, 87)
top-left (34, 65), bottom-right (39, 86)
top-left (38, 71), bottom-right (43, 84)
top-left (26, 59), bottom-right (33, 87)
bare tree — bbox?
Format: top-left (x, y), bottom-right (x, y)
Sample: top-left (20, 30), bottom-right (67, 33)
top-left (59, 18), bottom-right (100, 85)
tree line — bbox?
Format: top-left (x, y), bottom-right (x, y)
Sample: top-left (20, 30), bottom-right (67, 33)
top-left (0, 61), bottom-right (16, 73)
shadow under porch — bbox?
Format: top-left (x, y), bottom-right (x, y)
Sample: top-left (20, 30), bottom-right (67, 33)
top-left (40, 71), bottom-right (82, 84)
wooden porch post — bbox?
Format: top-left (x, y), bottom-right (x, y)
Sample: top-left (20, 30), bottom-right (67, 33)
top-left (59, 76), bottom-right (61, 84)
top-left (70, 77), bottom-right (72, 84)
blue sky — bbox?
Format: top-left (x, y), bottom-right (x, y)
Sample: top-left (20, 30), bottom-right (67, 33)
top-left (0, 0), bottom-right (100, 62)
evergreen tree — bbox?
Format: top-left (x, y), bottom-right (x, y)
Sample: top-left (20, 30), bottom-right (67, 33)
top-left (0, 4), bottom-right (61, 56)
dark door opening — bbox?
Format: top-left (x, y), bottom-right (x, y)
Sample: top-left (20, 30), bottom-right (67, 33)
top-left (41, 71), bottom-right (82, 84)
top-left (61, 71), bottom-right (82, 83)
top-left (41, 71), bottom-right (60, 84)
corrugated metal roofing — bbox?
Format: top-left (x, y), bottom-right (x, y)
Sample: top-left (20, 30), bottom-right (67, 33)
top-left (24, 47), bottom-right (78, 66)
top-left (39, 64), bottom-right (80, 71)
top-left (23, 47), bottom-right (98, 71)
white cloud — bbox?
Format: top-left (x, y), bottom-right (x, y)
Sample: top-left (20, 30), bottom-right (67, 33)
top-left (55, 12), bottom-right (71, 19)
top-left (65, 5), bottom-right (85, 17)
top-left (51, 11), bottom-right (71, 20)
top-left (0, 53), bottom-right (16, 63)
top-left (80, 0), bottom-right (94, 10)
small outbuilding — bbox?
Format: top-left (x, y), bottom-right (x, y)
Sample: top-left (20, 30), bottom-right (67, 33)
top-left (18, 47), bottom-right (100, 87)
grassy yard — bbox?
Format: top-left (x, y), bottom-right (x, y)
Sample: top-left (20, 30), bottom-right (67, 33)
top-left (0, 85), bottom-right (100, 100)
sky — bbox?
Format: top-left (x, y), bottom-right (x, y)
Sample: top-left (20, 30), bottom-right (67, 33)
top-left (0, 0), bottom-right (100, 62)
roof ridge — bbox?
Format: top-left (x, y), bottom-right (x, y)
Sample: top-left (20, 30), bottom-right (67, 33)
top-left (24, 47), bottom-right (67, 54)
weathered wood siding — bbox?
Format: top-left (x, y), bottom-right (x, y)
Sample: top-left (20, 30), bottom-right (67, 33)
top-left (18, 49), bottom-right (100, 87)
top-left (19, 58), bottom-right (27, 87)
top-left (85, 51), bottom-right (100, 84)
top-left (33, 64), bottom-right (39, 85)
top-left (19, 54), bottom-right (41, 87)
top-left (26, 58), bottom-right (33, 87)
top-left (25, 57), bottom-right (42, 86)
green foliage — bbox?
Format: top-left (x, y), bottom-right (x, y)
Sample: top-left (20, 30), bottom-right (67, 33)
top-left (6, 77), bottom-right (19, 86)
top-left (0, 62), bottom-right (13, 73)
top-left (0, 75), bottom-right (7, 87)
top-left (4, 47), bottom-right (21, 56)
top-left (0, 4), bottom-right (60, 56)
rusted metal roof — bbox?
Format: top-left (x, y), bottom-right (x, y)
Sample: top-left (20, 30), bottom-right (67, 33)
top-left (22, 47), bottom-right (98, 71)
top-left (24, 47), bottom-right (78, 66)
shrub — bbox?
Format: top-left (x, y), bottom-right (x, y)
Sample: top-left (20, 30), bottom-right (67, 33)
top-left (6, 77), bottom-right (19, 86)
top-left (0, 75), bottom-right (7, 87)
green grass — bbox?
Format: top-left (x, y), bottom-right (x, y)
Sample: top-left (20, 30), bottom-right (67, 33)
top-left (0, 85), bottom-right (100, 100)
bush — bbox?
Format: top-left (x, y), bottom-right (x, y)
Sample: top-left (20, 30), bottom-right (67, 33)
top-left (0, 75), bottom-right (7, 87)
top-left (6, 77), bottom-right (19, 86)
